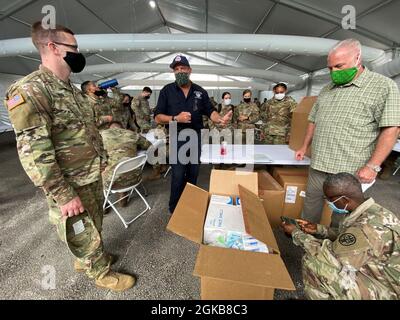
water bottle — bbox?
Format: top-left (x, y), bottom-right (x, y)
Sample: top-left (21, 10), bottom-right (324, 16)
top-left (98, 79), bottom-right (119, 89)
top-left (220, 141), bottom-right (228, 155)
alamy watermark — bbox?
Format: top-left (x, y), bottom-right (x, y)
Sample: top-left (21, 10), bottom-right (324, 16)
top-left (341, 5), bottom-right (356, 30)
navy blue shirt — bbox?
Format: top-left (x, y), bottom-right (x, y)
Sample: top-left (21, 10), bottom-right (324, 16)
top-left (154, 82), bottom-right (216, 131)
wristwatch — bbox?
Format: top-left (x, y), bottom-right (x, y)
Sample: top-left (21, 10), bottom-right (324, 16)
top-left (366, 163), bottom-right (382, 173)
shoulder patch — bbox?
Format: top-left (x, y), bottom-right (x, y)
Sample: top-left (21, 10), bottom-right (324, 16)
top-left (6, 94), bottom-right (25, 110)
top-left (338, 233), bottom-right (357, 246)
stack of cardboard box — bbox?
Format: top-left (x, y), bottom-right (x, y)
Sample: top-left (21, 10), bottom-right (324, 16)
top-left (167, 170), bottom-right (295, 300)
top-left (258, 167), bottom-right (332, 228)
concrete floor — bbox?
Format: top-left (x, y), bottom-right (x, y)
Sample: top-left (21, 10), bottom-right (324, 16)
top-left (1, 131), bottom-right (399, 300)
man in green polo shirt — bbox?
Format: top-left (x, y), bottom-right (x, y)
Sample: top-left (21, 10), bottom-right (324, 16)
top-left (295, 39), bottom-right (400, 227)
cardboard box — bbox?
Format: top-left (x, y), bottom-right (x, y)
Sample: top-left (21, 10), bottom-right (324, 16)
top-left (289, 96), bottom-right (318, 158)
top-left (258, 171), bottom-right (285, 228)
top-left (271, 166), bottom-right (309, 182)
top-left (167, 170), bottom-right (295, 300)
top-left (276, 174), bottom-right (308, 219)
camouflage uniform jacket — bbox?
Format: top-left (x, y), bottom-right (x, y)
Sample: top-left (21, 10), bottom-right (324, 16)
top-left (209, 103), bottom-right (235, 130)
top-left (131, 95), bottom-right (151, 132)
top-left (5, 65), bottom-right (106, 206)
top-left (234, 102), bottom-right (260, 130)
top-left (106, 88), bottom-right (125, 128)
top-left (85, 94), bottom-right (116, 130)
top-left (292, 198), bottom-right (400, 299)
top-left (260, 96), bottom-right (297, 136)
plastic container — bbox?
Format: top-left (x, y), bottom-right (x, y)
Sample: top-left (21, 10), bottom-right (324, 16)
top-left (220, 141), bottom-right (228, 155)
top-left (98, 79), bottom-right (119, 89)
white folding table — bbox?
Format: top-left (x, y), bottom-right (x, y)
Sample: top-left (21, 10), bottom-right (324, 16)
top-left (200, 144), bottom-right (310, 165)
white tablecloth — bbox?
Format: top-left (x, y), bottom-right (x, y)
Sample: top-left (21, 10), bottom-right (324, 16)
top-left (200, 144), bottom-right (310, 165)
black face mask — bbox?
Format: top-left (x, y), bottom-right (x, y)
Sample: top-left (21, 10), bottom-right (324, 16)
top-left (123, 102), bottom-right (130, 107)
top-left (64, 51), bottom-right (86, 73)
top-left (94, 89), bottom-right (106, 97)
top-left (144, 95), bottom-right (150, 100)
top-left (244, 98), bottom-right (251, 103)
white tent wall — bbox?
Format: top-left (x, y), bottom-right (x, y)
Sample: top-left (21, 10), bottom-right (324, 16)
top-left (0, 73), bottom-right (23, 132)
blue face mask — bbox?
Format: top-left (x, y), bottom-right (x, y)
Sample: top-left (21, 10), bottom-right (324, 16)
top-left (327, 195), bottom-right (350, 215)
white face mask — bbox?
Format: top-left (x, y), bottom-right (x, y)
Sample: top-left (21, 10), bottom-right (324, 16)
top-left (275, 93), bottom-right (285, 100)
top-left (224, 98), bottom-right (232, 106)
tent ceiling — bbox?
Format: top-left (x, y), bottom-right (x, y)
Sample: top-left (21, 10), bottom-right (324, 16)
top-left (0, 0), bottom-right (399, 83)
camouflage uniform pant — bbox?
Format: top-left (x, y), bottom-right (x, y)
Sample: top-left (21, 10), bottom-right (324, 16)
top-left (301, 254), bottom-right (398, 300)
top-left (263, 134), bottom-right (287, 145)
top-left (47, 181), bottom-right (110, 280)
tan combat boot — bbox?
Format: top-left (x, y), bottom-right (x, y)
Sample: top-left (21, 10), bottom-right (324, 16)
top-left (147, 166), bottom-right (161, 181)
top-left (118, 192), bottom-right (129, 207)
top-left (160, 164), bottom-right (169, 174)
top-left (74, 253), bottom-right (117, 273)
top-left (95, 271), bottom-right (136, 292)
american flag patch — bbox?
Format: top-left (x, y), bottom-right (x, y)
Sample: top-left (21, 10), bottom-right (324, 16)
top-left (6, 94), bottom-right (25, 110)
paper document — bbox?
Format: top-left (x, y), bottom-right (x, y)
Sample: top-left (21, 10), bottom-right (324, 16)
top-left (361, 180), bottom-right (375, 193)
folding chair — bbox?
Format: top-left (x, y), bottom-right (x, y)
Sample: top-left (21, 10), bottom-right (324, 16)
top-left (103, 154), bottom-right (151, 228)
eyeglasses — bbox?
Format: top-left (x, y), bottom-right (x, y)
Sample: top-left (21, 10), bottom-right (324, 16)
top-left (52, 41), bottom-right (79, 50)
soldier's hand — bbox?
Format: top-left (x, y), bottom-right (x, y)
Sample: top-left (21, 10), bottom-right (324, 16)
top-left (295, 147), bottom-right (306, 161)
top-left (60, 196), bottom-right (85, 218)
top-left (297, 219), bottom-right (317, 234)
top-left (281, 222), bottom-right (296, 235)
top-left (219, 110), bottom-right (233, 127)
top-left (176, 112), bottom-right (191, 123)
top-left (104, 115), bottom-right (113, 122)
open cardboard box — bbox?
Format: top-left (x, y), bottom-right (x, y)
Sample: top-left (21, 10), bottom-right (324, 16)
top-left (289, 96), bottom-right (318, 158)
top-left (167, 170), bottom-right (295, 300)
top-left (258, 171), bottom-right (285, 229)
top-left (276, 173), bottom-right (308, 220)
top-left (272, 166), bottom-right (309, 182)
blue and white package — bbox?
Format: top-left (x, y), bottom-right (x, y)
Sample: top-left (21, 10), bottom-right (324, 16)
top-left (210, 194), bottom-right (234, 205)
top-left (236, 197), bottom-right (241, 206)
top-left (203, 202), bottom-right (269, 253)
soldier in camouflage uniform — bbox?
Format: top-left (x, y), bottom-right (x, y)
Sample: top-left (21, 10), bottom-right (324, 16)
top-left (131, 86), bottom-right (153, 133)
top-left (260, 82), bottom-right (297, 145)
top-left (234, 89), bottom-right (260, 144)
top-left (282, 173), bottom-right (400, 300)
top-left (131, 87), bottom-right (168, 180)
top-left (208, 92), bottom-right (235, 131)
top-left (121, 93), bottom-right (139, 131)
top-left (82, 82), bottom-right (151, 203)
top-left (4, 22), bottom-right (135, 292)
top-left (101, 127), bottom-right (151, 190)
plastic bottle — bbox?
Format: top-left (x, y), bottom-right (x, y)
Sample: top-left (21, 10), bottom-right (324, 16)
top-left (98, 79), bottom-right (119, 89)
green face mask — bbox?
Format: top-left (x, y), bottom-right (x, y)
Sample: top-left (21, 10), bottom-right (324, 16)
top-left (175, 72), bottom-right (190, 86)
top-left (330, 67), bottom-right (358, 85)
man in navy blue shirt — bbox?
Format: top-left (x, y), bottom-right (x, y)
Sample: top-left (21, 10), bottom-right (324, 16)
top-left (155, 55), bottom-right (232, 214)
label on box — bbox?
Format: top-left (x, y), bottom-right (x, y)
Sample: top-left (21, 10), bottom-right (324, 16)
top-left (285, 186), bottom-right (298, 204)
top-left (299, 191), bottom-right (306, 198)
top-left (210, 194), bottom-right (234, 205)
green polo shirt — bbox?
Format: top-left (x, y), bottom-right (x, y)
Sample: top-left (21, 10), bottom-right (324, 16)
top-left (309, 67), bottom-right (400, 174)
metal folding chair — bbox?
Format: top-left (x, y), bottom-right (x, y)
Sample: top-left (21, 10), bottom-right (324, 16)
top-left (103, 154), bottom-right (151, 228)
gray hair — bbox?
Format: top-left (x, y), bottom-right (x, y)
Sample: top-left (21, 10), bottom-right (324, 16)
top-left (323, 172), bottom-right (363, 199)
top-left (328, 38), bottom-right (362, 59)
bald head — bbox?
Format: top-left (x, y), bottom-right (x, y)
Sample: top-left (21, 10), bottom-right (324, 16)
top-left (327, 39), bottom-right (362, 72)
